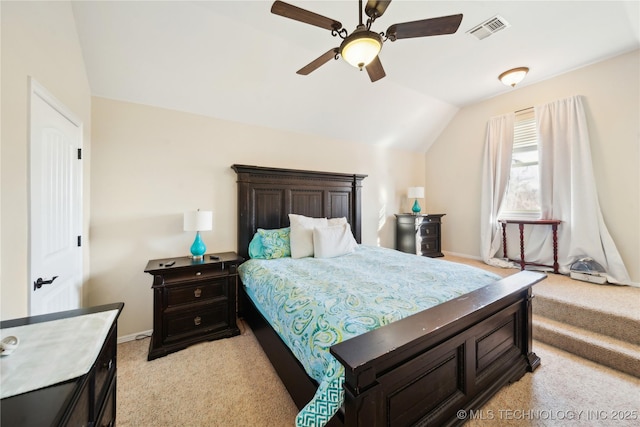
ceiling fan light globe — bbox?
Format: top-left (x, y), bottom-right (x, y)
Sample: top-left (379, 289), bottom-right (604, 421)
top-left (340, 30), bottom-right (382, 69)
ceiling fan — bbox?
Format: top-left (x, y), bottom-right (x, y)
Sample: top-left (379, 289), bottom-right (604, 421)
top-left (271, 0), bottom-right (463, 82)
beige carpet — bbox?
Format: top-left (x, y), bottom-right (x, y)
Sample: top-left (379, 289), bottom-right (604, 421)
top-left (117, 330), bottom-right (639, 426)
top-left (442, 254), bottom-right (640, 320)
top-left (117, 256), bottom-right (640, 426)
top-left (117, 322), bottom-right (298, 426)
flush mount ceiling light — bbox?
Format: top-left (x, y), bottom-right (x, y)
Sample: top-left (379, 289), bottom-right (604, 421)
top-left (499, 67), bottom-right (529, 87)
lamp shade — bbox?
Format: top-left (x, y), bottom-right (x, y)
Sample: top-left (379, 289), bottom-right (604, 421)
top-left (407, 187), bottom-right (425, 199)
top-left (183, 210), bottom-right (213, 232)
top-left (340, 27), bottom-right (382, 69)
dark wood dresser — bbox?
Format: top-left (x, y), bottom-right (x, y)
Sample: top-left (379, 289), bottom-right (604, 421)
top-left (0, 303), bottom-right (124, 427)
top-left (395, 213), bottom-right (446, 257)
top-left (144, 252), bottom-right (242, 361)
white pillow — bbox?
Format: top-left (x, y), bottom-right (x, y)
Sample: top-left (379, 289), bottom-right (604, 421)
top-left (313, 223), bottom-right (358, 258)
top-left (289, 214), bottom-right (328, 258)
top-left (327, 217), bottom-right (348, 226)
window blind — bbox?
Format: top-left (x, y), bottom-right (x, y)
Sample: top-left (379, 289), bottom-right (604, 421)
top-left (514, 108), bottom-right (537, 156)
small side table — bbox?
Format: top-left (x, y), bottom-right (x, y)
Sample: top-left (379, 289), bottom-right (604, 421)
top-left (499, 219), bottom-right (561, 274)
top-left (144, 252), bottom-right (243, 360)
top-left (395, 214), bottom-right (445, 258)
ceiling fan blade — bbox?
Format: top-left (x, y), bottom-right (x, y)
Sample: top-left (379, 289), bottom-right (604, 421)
top-left (271, 1), bottom-right (342, 31)
top-left (365, 56), bottom-right (386, 82)
top-left (297, 48), bottom-right (339, 75)
top-left (365, 0), bottom-right (392, 19)
top-left (386, 14), bottom-right (463, 41)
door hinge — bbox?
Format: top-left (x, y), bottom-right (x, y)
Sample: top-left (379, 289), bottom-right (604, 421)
top-left (77, 235), bottom-right (82, 247)
top-left (77, 148), bottom-right (82, 160)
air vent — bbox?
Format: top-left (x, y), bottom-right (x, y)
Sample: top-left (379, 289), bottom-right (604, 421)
top-left (467, 15), bottom-right (510, 40)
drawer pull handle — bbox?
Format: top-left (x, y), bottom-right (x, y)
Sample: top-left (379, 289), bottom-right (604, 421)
top-left (425, 229), bottom-right (430, 234)
top-left (194, 316), bottom-right (202, 326)
top-left (194, 288), bottom-right (202, 298)
top-left (102, 359), bottom-right (113, 371)
top-left (195, 272), bottom-right (202, 276)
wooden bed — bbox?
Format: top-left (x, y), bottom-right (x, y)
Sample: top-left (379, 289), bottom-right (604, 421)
top-left (231, 164), bottom-right (545, 427)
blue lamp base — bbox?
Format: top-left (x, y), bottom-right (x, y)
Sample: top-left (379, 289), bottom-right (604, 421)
top-left (190, 231), bottom-right (207, 260)
top-left (411, 199), bottom-right (421, 215)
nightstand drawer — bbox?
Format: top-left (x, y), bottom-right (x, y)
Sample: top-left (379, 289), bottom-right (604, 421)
top-left (166, 278), bottom-right (228, 306)
top-left (164, 302), bottom-right (229, 342)
top-left (421, 238), bottom-right (438, 254)
top-left (419, 223), bottom-right (438, 237)
top-left (161, 267), bottom-right (227, 285)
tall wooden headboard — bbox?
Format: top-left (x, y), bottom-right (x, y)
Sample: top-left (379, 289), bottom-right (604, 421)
top-left (231, 164), bottom-right (367, 260)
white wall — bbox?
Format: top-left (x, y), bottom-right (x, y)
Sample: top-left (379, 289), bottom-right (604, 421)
top-left (90, 97), bottom-right (425, 337)
top-left (1, 1), bottom-right (92, 319)
top-left (425, 50), bottom-right (640, 283)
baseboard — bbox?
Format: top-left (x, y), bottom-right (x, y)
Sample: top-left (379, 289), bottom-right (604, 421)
top-left (442, 250), bottom-right (482, 261)
top-left (118, 329), bottom-right (152, 344)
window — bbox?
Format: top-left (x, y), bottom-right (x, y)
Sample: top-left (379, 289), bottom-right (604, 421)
top-left (499, 108), bottom-right (541, 218)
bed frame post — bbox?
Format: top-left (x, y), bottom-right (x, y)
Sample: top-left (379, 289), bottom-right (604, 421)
top-left (524, 287), bottom-right (541, 371)
top-left (352, 174), bottom-right (363, 244)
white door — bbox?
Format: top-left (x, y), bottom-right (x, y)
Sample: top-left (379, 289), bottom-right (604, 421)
top-left (29, 78), bottom-right (83, 316)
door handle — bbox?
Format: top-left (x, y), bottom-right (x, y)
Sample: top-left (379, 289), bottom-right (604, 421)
top-left (34, 276), bottom-right (58, 291)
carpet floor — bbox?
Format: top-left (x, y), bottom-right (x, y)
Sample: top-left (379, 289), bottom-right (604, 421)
top-left (442, 254), bottom-right (639, 321)
top-left (117, 333), bottom-right (639, 426)
top-left (117, 321), bottom-right (298, 426)
top-left (117, 255), bottom-right (640, 426)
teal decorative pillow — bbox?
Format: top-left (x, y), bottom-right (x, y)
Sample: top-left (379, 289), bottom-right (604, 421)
top-left (258, 227), bottom-right (291, 259)
top-left (248, 233), bottom-right (266, 259)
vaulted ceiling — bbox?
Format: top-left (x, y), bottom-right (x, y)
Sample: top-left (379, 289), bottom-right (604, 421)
top-left (71, 1), bottom-right (639, 151)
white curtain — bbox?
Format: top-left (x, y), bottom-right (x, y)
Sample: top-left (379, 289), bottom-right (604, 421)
top-left (531, 95), bottom-right (631, 284)
top-left (480, 113), bottom-right (515, 267)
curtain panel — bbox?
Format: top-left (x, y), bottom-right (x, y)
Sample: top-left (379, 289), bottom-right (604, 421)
top-left (534, 95), bottom-right (630, 284)
top-left (480, 113), bottom-right (515, 267)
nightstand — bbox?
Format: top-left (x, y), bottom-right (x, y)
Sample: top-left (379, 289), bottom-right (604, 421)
top-left (144, 252), bottom-right (243, 360)
top-left (395, 214), bottom-right (445, 257)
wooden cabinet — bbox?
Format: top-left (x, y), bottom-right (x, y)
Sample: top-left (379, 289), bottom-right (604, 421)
top-left (395, 214), bottom-right (445, 257)
top-left (0, 303), bottom-right (123, 427)
top-left (145, 252), bottom-right (242, 360)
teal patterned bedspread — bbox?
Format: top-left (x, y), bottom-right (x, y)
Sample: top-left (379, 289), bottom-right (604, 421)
top-left (238, 245), bottom-right (501, 427)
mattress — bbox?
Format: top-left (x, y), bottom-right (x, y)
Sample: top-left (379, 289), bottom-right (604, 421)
top-left (238, 245), bottom-right (501, 427)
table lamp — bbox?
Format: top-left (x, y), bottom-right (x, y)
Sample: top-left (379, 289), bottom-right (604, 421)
top-left (407, 187), bottom-right (424, 215)
top-left (183, 210), bottom-right (213, 261)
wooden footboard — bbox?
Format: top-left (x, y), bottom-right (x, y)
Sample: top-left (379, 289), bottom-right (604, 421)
top-left (331, 270), bottom-right (544, 426)
top-left (240, 270), bottom-right (544, 427)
